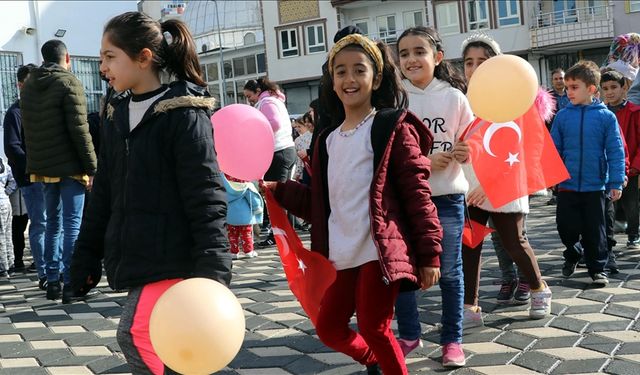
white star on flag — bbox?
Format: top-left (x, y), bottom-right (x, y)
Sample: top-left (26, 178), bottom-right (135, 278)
top-left (298, 258), bottom-right (307, 274)
top-left (505, 152), bottom-right (520, 167)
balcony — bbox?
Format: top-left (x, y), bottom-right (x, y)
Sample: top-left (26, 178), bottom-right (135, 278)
top-left (530, 4), bottom-right (613, 49)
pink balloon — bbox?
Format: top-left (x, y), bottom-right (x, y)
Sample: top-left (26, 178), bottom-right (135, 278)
top-left (211, 104), bottom-right (275, 181)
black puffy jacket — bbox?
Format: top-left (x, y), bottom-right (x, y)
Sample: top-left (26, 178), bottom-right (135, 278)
top-left (71, 81), bottom-right (231, 290)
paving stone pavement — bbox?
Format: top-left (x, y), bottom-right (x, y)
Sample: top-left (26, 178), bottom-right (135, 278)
top-left (2, 196), bottom-right (640, 374)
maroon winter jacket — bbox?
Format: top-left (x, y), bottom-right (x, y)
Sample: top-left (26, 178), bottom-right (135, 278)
top-left (274, 109), bottom-right (443, 286)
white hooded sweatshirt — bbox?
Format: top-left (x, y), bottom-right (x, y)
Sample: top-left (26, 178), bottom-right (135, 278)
top-left (403, 78), bottom-right (474, 197)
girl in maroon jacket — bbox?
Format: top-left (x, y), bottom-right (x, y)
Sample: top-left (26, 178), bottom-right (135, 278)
top-left (264, 34), bottom-right (443, 375)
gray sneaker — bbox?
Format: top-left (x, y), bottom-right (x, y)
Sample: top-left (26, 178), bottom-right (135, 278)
top-left (591, 272), bottom-right (609, 286)
top-left (463, 306), bottom-right (484, 329)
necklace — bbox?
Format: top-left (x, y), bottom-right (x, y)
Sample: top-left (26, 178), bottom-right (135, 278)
top-left (338, 108), bottom-right (377, 137)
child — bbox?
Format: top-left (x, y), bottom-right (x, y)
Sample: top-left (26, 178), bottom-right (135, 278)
top-left (0, 159), bottom-right (17, 278)
top-left (223, 174), bottom-right (263, 259)
top-left (293, 113), bottom-right (313, 182)
top-left (9, 189), bottom-right (29, 272)
top-left (460, 33), bottom-right (552, 324)
top-left (394, 26), bottom-right (472, 367)
top-left (264, 33), bottom-right (443, 375)
top-left (69, 12), bottom-right (231, 374)
top-left (552, 61), bottom-right (625, 286)
top-left (601, 69), bottom-right (640, 250)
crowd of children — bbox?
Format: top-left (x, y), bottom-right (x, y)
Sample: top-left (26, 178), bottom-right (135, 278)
top-left (1, 9), bottom-right (636, 373)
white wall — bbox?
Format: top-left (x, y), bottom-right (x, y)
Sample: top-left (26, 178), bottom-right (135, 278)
top-left (0, 1), bottom-right (138, 64)
top-left (262, 0), bottom-right (338, 83)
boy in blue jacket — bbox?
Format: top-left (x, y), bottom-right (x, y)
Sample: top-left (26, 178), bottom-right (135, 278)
top-left (551, 60), bottom-right (626, 286)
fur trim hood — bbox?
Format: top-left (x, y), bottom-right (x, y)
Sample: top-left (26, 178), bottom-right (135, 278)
top-left (107, 80), bottom-right (216, 119)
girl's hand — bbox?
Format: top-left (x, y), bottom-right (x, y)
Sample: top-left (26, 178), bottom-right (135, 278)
top-left (419, 267), bottom-right (441, 290)
top-left (467, 186), bottom-right (488, 207)
top-left (428, 153), bottom-right (453, 171)
top-left (452, 141), bottom-right (470, 163)
top-left (297, 149), bottom-right (307, 159)
top-left (259, 181), bottom-right (277, 194)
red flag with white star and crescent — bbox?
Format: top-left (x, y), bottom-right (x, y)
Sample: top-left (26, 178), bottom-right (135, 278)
top-left (263, 189), bottom-right (336, 325)
top-left (462, 105), bottom-right (570, 208)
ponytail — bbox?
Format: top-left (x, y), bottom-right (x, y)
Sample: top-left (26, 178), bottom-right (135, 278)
top-left (244, 77), bottom-right (280, 95)
top-left (104, 12), bottom-right (206, 87)
top-left (160, 19), bottom-right (206, 86)
top-left (397, 27), bottom-right (467, 93)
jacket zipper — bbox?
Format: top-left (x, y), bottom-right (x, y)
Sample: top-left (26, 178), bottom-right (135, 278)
top-left (113, 137), bottom-right (129, 290)
top-left (578, 107), bottom-right (585, 191)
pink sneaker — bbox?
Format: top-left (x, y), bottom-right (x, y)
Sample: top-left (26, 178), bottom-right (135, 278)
top-left (442, 343), bottom-right (466, 367)
top-left (397, 338), bottom-right (422, 357)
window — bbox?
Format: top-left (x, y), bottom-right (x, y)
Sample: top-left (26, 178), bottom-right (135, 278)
top-left (435, 2), bottom-right (460, 35)
top-left (206, 62), bottom-right (219, 82)
top-left (0, 52), bottom-right (22, 127)
top-left (243, 32), bottom-right (256, 45)
top-left (279, 28), bottom-right (299, 58)
top-left (403, 10), bottom-right (424, 28)
top-left (236, 81), bottom-right (247, 104)
top-left (631, 0), bottom-right (640, 12)
top-left (246, 55), bottom-right (257, 75)
top-left (353, 19), bottom-right (369, 36)
top-left (497, 0), bottom-right (520, 27)
top-left (306, 24), bottom-right (326, 54)
top-left (233, 57), bottom-right (245, 76)
top-left (208, 83), bottom-right (220, 108)
top-left (376, 15), bottom-right (397, 43)
top-left (466, 0), bottom-right (489, 30)
top-left (587, 0), bottom-right (606, 18)
top-left (553, 0), bottom-right (577, 24)
top-left (70, 57), bottom-right (104, 114)
top-left (223, 61), bottom-right (233, 79)
top-left (257, 53), bottom-right (266, 73)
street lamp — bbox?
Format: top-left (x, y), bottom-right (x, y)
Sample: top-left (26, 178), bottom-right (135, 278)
top-left (212, 0), bottom-right (226, 107)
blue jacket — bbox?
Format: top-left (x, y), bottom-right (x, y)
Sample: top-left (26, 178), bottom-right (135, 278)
top-left (2, 101), bottom-right (30, 187)
top-left (223, 177), bottom-right (263, 226)
top-left (551, 99), bottom-right (625, 192)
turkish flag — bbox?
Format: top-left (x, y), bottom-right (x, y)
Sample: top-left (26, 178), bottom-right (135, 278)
top-left (263, 190), bottom-right (336, 325)
top-left (463, 105), bottom-right (570, 208)
top-left (462, 219), bottom-right (495, 248)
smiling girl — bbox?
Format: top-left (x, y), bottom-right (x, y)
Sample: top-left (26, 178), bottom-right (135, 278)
top-left (264, 34), bottom-right (443, 374)
top-left (394, 26), bottom-right (472, 367)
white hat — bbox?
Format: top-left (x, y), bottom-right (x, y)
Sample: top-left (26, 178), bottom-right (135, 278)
top-left (607, 59), bottom-right (639, 81)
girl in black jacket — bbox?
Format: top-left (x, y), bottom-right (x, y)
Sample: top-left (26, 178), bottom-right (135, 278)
top-left (70, 12), bottom-right (231, 374)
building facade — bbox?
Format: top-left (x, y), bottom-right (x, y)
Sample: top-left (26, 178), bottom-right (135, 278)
top-left (0, 0), bottom-right (138, 157)
top-left (182, 0), bottom-right (267, 108)
top-left (261, 0), bottom-right (339, 114)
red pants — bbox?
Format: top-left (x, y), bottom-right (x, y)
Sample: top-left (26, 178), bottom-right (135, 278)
top-left (228, 225), bottom-right (253, 254)
top-left (315, 261), bottom-right (407, 374)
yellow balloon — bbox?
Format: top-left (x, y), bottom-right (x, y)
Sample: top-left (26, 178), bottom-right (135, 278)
top-left (149, 278), bottom-right (245, 375)
top-left (467, 55), bottom-right (538, 123)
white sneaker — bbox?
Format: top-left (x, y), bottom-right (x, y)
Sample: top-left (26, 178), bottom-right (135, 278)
top-left (529, 282), bottom-right (552, 319)
top-left (463, 306), bottom-right (484, 329)
top-left (231, 253), bottom-right (240, 260)
top-left (245, 250), bottom-right (259, 258)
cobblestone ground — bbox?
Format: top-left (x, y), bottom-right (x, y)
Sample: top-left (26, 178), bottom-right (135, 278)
top-left (2, 196), bottom-right (640, 374)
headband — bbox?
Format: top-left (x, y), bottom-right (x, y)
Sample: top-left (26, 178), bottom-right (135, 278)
top-left (328, 34), bottom-right (384, 75)
top-left (461, 32), bottom-right (502, 55)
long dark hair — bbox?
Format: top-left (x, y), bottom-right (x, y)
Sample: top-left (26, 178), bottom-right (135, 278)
top-left (244, 77), bottom-right (280, 95)
top-left (397, 27), bottom-right (466, 92)
top-left (321, 41), bottom-right (407, 127)
top-left (104, 12), bottom-right (206, 87)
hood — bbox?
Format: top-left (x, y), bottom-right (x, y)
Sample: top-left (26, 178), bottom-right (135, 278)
top-left (28, 63), bottom-right (75, 91)
top-left (258, 90), bottom-right (286, 103)
top-left (402, 78), bottom-right (450, 95)
top-left (107, 80), bottom-right (216, 119)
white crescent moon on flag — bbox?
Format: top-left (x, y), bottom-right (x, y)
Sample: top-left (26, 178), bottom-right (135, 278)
top-left (482, 122), bottom-right (522, 157)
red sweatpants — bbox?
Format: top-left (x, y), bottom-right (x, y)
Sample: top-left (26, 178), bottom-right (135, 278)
top-left (315, 261), bottom-right (407, 374)
top-left (228, 224), bottom-right (254, 254)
